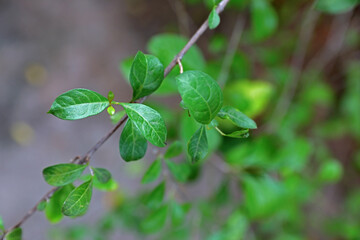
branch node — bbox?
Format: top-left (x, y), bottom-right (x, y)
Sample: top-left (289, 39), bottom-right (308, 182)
top-left (177, 58), bottom-right (184, 74)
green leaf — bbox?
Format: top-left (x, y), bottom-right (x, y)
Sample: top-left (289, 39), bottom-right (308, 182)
top-left (130, 51), bottom-right (164, 100)
top-left (119, 119), bottom-right (148, 161)
top-left (315, 0), bottom-right (359, 14)
top-left (48, 89), bottom-right (109, 120)
top-left (37, 200), bottom-right (47, 211)
top-left (45, 184), bottom-right (74, 223)
top-left (218, 106), bottom-right (257, 129)
top-left (164, 141), bottom-right (183, 159)
top-left (208, 7), bottom-right (220, 30)
top-left (107, 91), bottom-right (114, 102)
top-left (62, 179), bottom-right (93, 216)
top-left (0, 215), bottom-right (4, 232)
top-left (91, 167), bottom-right (111, 183)
top-left (81, 174), bottom-right (119, 191)
top-left (144, 181), bottom-right (165, 208)
top-left (220, 129), bottom-right (250, 138)
top-left (251, 0), bottom-right (278, 41)
top-left (176, 70), bottom-right (223, 124)
top-left (165, 159), bottom-right (191, 182)
top-left (318, 160), bottom-right (343, 183)
top-left (141, 205), bottom-right (168, 233)
top-left (188, 125), bottom-right (208, 163)
top-left (5, 228), bottom-right (22, 240)
top-left (147, 34), bottom-right (205, 95)
top-left (171, 202), bottom-right (191, 227)
top-left (43, 164), bottom-right (87, 187)
top-left (142, 158), bottom-right (162, 184)
top-left (94, 178), bottom-right (118, 191)
top-left (121, 103), bottom-right (167, 147)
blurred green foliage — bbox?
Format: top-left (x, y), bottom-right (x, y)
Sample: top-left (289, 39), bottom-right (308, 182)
top-left (45, 0), bottom-right (360, 239)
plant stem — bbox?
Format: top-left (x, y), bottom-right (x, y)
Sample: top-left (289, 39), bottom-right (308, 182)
top-left (0, 0), bottom-right (231, 238)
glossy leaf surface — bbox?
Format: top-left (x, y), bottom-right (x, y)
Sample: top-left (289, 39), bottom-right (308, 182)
top-left (218, 106), bottom-right (257, 129)
top-left (130, 51), bottom-right (164, 100)
top-left (188, 125), bottom-right (208, 163)
top-left (43, 164), bottom-right (87, 186)
top-left (48, 89), bottom-right (109, 120)
top-left (62, 180), bottom-right (93, 216)
top-left (176, 71), bottom-right (223, 124)
top-left (119, 119), bottom-right (148, 161)
top-left (91, 167), bottom-right (111, 183)
top-left (121, 103), bottom-right (167, 147)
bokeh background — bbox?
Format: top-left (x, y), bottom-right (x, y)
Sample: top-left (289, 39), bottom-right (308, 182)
top-left (0, 0), bottom-right (359, 239)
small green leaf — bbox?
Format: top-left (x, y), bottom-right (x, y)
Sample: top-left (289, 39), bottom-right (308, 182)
top-left (164, 141), bottom-right (183, 159)
top-left (251, 0), bottom-right (278, 41)
top-left (142, 158), bottom-right (162, 184)
top-left (208, 7), bottom-right (220, 30)
top-left (48, 89), bottom-right (109, 120)
top-left (107, 106), bottom-right (115, 116)
top-left (37, 200), bottom-right (47, 211)
top-left (121, 103), bottom-right (167, 147)
top-left (0, 215), bottom-right (4, 231)
top-left (45, 184), bottom-right (74, 223)
top-left (315, 0), bottom-right (359, 14)
top-left (176, 71), bottom-right (223, 124)
top-left (130, 51), bottom-right (164, 100)
top-left (219, 129), bottom-right (250, 138)
top-left (80, 174), bottom-right (119, 191)
top-left (188, 125), bottom-right (208, 163)
top-left (318, 160), bottom-right (343, 183)
top-left (108, 91), bottom-right (114, 102)
top-left (94, 178), bottom-right (118, 192)
top-left (171, 201), bottom-right (191, 227)
top-left (119, 119), bottom-right (148, 162)
top-left (144, 181), bottom-right (165, 208)
top-left (43, 164), bottom-right (87, 187)
top-left (165, 159), bottom-right (191, 182)
top-left (218, 106), bottom-right (257, 129)
top-left (91, 167), bottom-right (111, 183)
top-left (141, 205), bottom-right (168, 233)
top-left (5, 228), bottom-right (22, 240)
top-left (62, 179), bottom-right (93, 216)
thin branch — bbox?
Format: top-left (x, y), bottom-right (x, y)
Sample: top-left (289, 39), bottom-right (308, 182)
top-left (218, 15), bottom-right (245, 87)
top-left (167, 0), bottom-right (194, 37)
top-left (265, 6), bottom-right (319, 133)
top-left (0, 0), bottom-right (231, 238)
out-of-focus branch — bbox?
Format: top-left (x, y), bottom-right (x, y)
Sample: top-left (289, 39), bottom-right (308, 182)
top-left (0, 0), bottom-right (231, 238)
top-left (218, 15), bottom-right (245, 87)
top-left (306, 11), bottom-right (353, 72)
top-left (266, 6), bottom-right (319, 133)
top-left (167, 0), bottom-right (194, 37)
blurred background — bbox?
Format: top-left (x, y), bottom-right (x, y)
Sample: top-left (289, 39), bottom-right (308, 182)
top-left (0, 0), bottom-right (359, 239)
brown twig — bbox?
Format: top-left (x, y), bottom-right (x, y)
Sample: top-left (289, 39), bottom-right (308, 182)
top-left (0, 0), bottom-right (230, 238)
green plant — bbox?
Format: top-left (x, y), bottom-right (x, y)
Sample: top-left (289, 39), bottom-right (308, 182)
top-left (1, 0), bottom-right (360, 239)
